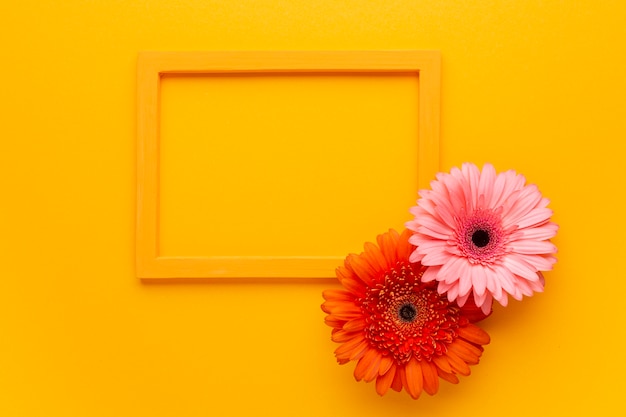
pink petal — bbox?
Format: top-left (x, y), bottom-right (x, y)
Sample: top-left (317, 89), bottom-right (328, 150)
top-left (477, 163), bottom-right (496, 209)
top-left (409, 249), bottom-right (424, 263)
top-left (421, 265), bottom-right (440, 282)
top-left (510, 222), bottom-right (558, 240)
top-left (429, 189), bottom-right (457, 214)
top-left (527, 274), bottom-right (546, 292)
top-left (416, 225), bottom-right (451, 240)
top-left (411, 238), bottom-right (450, 252)
top-left (444, 242), bottom-right (463, 256)
top-left (433, 200), bottom-right (457, 228)
top-left (458, 173), bottom-right (474, 211)
top-left (502, 184), bottom-right (543, 225)
top-left (409, 202), bottom-right (431, 215)
top-left (492, 265), bottom-right (517, 297)
top-left (417, 215), bottom-right (453, 235)
top-left (462, 163), bottom-right (480, 210)
top-left (480, 295), bottom-right (493, 315)
top-left (513, 276), bottom-right (535, 297)
top-left (508, 240), bottom-right (557, 255)
top-left (496, 291), bottom-right (509, 306)
top-left (493, 170), bottom-right (525, 208)
top-left (417, 188), bottom-right (433, 199)
top-left (515, 208), bottom-right (554, 229)
top-left (456, 290), bottom-right (470, 307)
top-left (448, 166), bottom-right (463, 181)
top-left (474, 287), bottom-right (489, 307)
top-left (510, 284), bottom-right (524, 301)
top-left (440, 178), bottom-right (466, 211)
top-left (418, 199), bottom-right (447, 225)
top-left (457, 269), bottom-right (473, 298)
top-left (437, 279), bottom-right (454, 293)
top-left (407, 233), bottom-right (421, 246)
top-left (434, 171), bottom-right (449, 185)
top-left (422, 248), bottom-right (455, 266)
top-left (484, 268), bottom-right (503, 300)
top-left (488, 169), bottom-right (508, 208)
top-left (438, 256), bottom-right (469, 284)
top-left (444, 281), bottom-right (460, 302)
top-left (516, 253), bottom-right (557, 271)
top-left (501, 254), bottom-right (541, 281)
top-left (416, 199), bottom-right (452, 229)
top-left (471, 264), bottom-right (487, 296)
top-left (430, 178), bottom-right (450, 201)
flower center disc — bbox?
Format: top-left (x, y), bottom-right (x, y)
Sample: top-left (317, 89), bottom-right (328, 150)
top-left (455, 208), bottom-right (509, 264)
top-left (360, 263), bottom-right (462, 364)
top-left (399, 303), bottom-right (417, 322)
top-left (471, 229), bottom-right (490, 247)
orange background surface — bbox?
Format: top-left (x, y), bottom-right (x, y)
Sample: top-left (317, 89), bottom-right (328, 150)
top-left (1, 1), bottom-right (626, 416)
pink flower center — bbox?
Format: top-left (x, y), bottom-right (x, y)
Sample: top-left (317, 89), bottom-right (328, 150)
top-left (455, 208), bottom-right (508, 264)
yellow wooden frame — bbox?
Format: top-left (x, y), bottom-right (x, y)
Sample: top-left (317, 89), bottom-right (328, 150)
top-left (136, 50), bottom-right (440, 279)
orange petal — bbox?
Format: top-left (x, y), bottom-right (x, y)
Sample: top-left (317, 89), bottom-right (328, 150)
top-left (448, 342), bottom-right (478, 364)
top-left (327, 312), bottom-right (360, 321)
top-left (450, 339), bottom-right (483, 364)
top-left (375, 363), bottom-right (397, 396)
top-left (348, 340), bottom-right (370, 361)
top-left (331, 329), bottom-right (354, 343)
top-left (322, 289), bottom-right (354, 302)
top-left (321, 300), bottom-right (361, 314)
top-left (334, 334), bottom-right (366, 359)
top-left (457, 338), bottom-right (484, 356)
top-left (342, 318), bottom-right (366, 332)
top-left (445, 351), bottom-right (471, 376)
top-left (347, 255), bottom-right (376, 286)
top-left (378, 356), bottom-right (393, 376)
top-left (458, 324), bottom-right (491, 345)
top-left (436, 367), bottom-right (460, 384)
top-left (363, 241), bottom-right (388, 273)
top-left (377, 229), bottom-right (399, 266)
top-left (420, 360), bottom-right (440, 396)
top-left (324, 315), bottom-right (346, 329)
top-left (395, 229), bottom-right (413, 261)
top-left (362, 351), bottom-right (383, 382)
top-left (391, 365), bottom-right (404, 392)
top-left (431, 354), bottom-right (452, 374)
top-left (340, 277), bottom-right (366, 295)
top-left (335, 266), bottom-right (356, 282)
top-left (354, 348), bottom-right (380, 382)
top-left (403, 357), bottom-right (424, 399)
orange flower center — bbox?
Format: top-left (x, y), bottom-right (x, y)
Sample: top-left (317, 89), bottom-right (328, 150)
top-left (360, 262), bottom-right (462, 365)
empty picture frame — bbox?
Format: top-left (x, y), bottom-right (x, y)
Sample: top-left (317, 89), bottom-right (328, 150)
top-left (137, 50), bottom-right (440, 279)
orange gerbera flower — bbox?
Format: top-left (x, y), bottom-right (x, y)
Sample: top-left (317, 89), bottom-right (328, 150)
top-left (321, 229), bottom-right (491, 399)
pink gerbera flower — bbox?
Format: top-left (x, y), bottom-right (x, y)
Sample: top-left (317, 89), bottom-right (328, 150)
top-left (406, 163), bottom-right (558, 313)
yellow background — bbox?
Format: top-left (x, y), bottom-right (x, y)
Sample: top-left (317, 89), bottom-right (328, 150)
top-left (1, 1), bottom-right (625, 416)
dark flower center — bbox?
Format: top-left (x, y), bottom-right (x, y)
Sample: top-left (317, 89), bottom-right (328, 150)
top-left (360, 263), bottom-right (463, 364)
top-left (471, 229), bottom-right (490, 248)
top-left (456, 209), bottom-right (508, 264)
top-left (399, 303), bottom-right (417, 322)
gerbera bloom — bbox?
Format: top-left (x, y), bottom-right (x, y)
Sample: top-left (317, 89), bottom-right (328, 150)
top-left (321, 229), bottom-right (490, 399)
top-left (406, 162), bottom-right (558, 313)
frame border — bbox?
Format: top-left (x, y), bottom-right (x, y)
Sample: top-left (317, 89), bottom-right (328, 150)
top-left (137, 50), bottom-right (440, 279)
